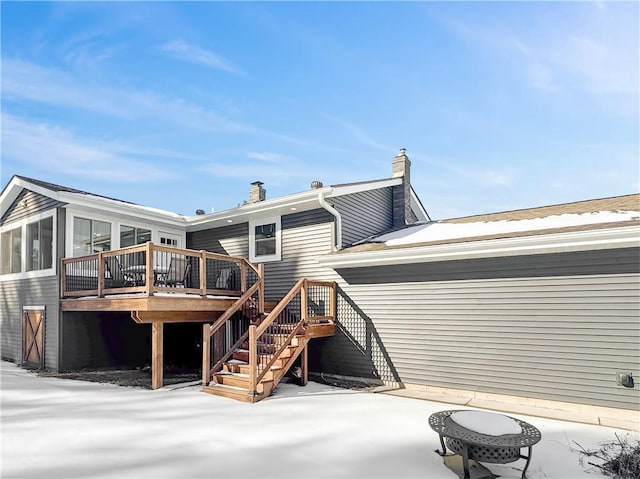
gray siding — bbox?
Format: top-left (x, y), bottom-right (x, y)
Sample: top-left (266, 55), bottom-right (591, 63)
top-left (1, 190), bottom-right (65, 224)
top-left (187, 223), bottom-right (249, 257)
top-left (0, 276), bottom-right (60, 369)
top-left (324, 247), bottom-right (640, 411)
top-left (331, 187), bottom-right (393, 247)
top-left (1, 205), bottom-right (64, 370)
top-left (265, 209), bottom-right (336, 299)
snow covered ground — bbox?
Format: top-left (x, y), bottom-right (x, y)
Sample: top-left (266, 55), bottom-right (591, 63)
top-left (1, 360), bottom-right (636, 479)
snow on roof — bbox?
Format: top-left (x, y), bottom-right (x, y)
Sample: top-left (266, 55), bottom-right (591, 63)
top-left (375, 210), bottom-right (640, 247)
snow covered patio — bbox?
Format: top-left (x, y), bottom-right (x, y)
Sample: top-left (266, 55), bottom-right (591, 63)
top-left (1, 360), bottom-right (635, 479)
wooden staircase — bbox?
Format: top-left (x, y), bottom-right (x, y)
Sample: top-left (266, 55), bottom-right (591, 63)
top-left (201, 278), bottom-right (336, 403)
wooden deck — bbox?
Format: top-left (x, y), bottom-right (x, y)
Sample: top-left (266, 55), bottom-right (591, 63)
top-left (60, 294), bottom-right (238, 314)
top-left (60, 244), bottom-right (336, 396)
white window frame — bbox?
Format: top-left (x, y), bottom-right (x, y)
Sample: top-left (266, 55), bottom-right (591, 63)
top-left (0, 210), bottom-right (57, 281)
top-left (249, 216), bottom-right (281, 263)
top-left (120, 224), bottom-right (152, 248)
top-left (64, 207), bottom-right (185, 257)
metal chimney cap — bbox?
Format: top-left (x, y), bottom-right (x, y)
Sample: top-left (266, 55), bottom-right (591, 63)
top-left (251, 181), bottom-right (264, 186)
top-left (310, 180), bottom-right (324, 189)
top-left (195, 209), bottom-right (206, 215)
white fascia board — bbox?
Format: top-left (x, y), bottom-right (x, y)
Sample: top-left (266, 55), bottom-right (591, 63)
top-left (58, 192), bottom-right (187, 228)
top-left (410, 187), bottom-right (429, 222)
top-left (329, 178), bottom-right (401, 198)
top-left (1, 178), bottom-right (61, 218)
top-left (186, 187), bottom-right (332, 231)
top-left (317, 225), bottom-right (640, 268)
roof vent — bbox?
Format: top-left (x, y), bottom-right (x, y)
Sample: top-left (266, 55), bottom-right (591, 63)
top-left (310, 180), bottom-right (323, 189)
top-left (195, 209), bottom-right (206, 215)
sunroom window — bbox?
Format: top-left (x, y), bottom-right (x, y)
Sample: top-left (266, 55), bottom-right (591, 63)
top-left (120, 225), bottom-right (151, 247)
top-left (26, 217), bottom-right (53, 271)
top-left (1, 227), bottom-right (22, 274)
top-left (73, 217), bottom-right (111, 256)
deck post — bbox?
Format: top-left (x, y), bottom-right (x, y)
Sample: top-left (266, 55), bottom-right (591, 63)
top-left (145, 242), bottom-right (154, 296)
top-left (257, 263), bottom-right (265, 312)
top-left (151, 322), bottom-right (164, 390)
top-left (301, 341), bottom-right (308, 386)
top-left (202, 323), bottom-right (211, 386)
top-left (301, 280), bottom-right (308, 323)
top-left (60, 258), bottom-right (67, 298)
top-left (249, 324), bottom-right (257, 396)
top-left (240, 262), bottom-right (247, 293)
top-left (199, 251), bottom-right (207, 296)
top-left (97, 252), bottom-right (104, 297)
top-left (329, 282), bottom-right (336, 319)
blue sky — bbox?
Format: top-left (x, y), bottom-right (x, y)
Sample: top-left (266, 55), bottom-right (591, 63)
top-left (1, 2), bottom-right (638, 219)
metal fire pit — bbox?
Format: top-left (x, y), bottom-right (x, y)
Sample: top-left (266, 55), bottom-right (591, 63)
top-left (429, 410), bottom-right (541, 479)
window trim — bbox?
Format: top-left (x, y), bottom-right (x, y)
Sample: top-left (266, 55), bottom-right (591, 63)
top-left (64, 207), bottom-right (185, 258)
top-left (0, 210), bottom-right (57, 281)
top-left (249, 217), bottom-right (281, 263)
top-left (120, 224), bottom-right (152, 248)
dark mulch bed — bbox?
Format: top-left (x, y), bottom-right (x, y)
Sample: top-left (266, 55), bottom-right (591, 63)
top-left (38, 367), bottom-right (199, 389)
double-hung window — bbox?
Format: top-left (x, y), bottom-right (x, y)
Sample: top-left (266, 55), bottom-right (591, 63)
top-left (249, 217), bottom-right (281, 263)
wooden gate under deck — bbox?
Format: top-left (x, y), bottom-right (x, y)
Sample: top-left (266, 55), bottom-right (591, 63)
top-left (22, 307), bottom-right (45, 369)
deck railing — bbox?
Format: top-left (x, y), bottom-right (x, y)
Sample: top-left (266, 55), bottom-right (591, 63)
top-left (60, 242), bottom-right (259, 299)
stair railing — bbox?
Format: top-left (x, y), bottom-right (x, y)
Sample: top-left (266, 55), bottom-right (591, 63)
top-left (202, 263), bottom-right (263, 386)
top-left (248, 279), bottom-right (336, 395)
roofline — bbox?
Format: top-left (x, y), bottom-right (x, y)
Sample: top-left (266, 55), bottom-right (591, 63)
top-left (410, 186), bottom-right (430, 222)
top-left (1, 176), bottom-right (187, 226)
top-left (329, 177), bottom-right (401, 196)
top-left (317, 225), bottom-right (640, 269)
top-left (443, 193), bottom-right (640, 223)
top-left (186, 186), bottom-right (333, 231)
top-left (58, 192), bottom-right (187, 225)
top-left (186, 177), bottom-right (406, 230)
top-left (3, 173), bottom-right (429, 231)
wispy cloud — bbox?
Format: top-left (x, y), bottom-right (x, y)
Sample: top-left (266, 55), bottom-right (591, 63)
top-left (246, 151), bottom-right (291, 162)
top-left (1, 58), bottom-right (292, 138)
top-left (437, 4), bottom-right (638, 102)
top-left (2, 58), bottom-right (129, 117)
top-left (2, 114), bottom-right (176, 183)
top-left (199, 162), bottom-right (309, 186)
top-left (322, 115), bottom-right (393, 153)
top-left (409, 151), bottom-right (514, 187)
top-left (161, 40), bottom-right (244, 75)
top-left (200, 152), bottom-right (328, 186)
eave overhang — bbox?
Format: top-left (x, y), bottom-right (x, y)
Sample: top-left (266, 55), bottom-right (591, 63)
top-left (317, 225), bottom-right (640, 269)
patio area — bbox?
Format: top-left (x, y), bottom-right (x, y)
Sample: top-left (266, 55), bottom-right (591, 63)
top-left (1, 360), bottom-right (635, 479)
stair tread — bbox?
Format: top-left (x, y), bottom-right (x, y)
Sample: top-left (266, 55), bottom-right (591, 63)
top-left (207, 383), bottom-right (249, 392)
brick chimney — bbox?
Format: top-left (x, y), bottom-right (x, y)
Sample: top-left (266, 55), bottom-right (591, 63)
top-left (391, 148), bottom-right (413, 227)
top-left (249, 181), bottom-right (266, 203)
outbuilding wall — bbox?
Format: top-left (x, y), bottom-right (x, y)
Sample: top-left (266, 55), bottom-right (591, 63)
top-left (324, 247), bottom-right (640, 411)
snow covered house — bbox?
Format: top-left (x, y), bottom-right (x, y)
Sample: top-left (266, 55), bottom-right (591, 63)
top-left (1, 150), bottom-right (638, 428)
top-left (0, 150), bottom-right (426, 399)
